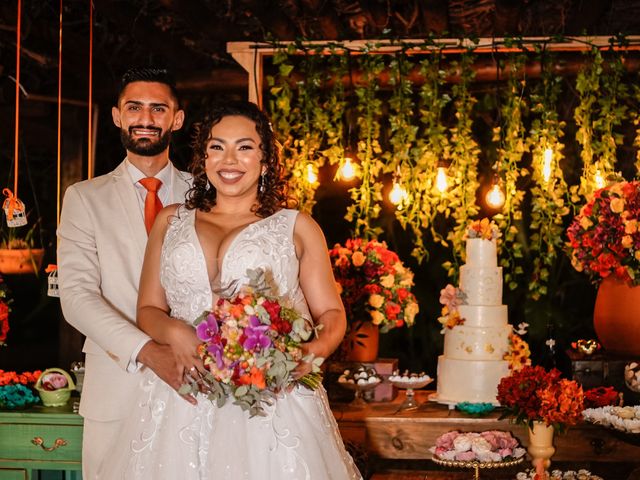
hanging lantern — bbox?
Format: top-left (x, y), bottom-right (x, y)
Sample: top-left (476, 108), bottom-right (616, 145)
top-left (46, 264), bottom-right (59, 298)
top-left (2, 189), bottom-right (27, 227)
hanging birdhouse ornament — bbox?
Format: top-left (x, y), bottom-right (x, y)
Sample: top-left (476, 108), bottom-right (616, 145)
top-left (2, 189), bottom-right (27, 227)
top-left (46, 264), bottom-right (60, 298)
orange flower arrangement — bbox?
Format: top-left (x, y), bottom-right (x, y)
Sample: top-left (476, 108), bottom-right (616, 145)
top-left (329, 239), bottom-right (419, 333)
top-left (503, 333), bottom-right (532, 371)
top-left (497, 365), bottom-right (584, 432)
top-left (567, 180), bottom-right (640, 285)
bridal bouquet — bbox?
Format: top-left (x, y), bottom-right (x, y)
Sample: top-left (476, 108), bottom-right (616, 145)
top-left (180, 270), bottom-right (324, 417)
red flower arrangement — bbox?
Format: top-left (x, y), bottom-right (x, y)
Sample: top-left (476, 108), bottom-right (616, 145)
top-left (329, 239), bottom-right (419, 333)
top-left (583, 386), bottom-right (620, 409)
top-left (497, 365), bottom-right (584, 432)
top-left (566, 180), bottom-right (640, 285)
top-left (0, 370), bottom-right (41, 387)
top-left (0, 274), bottom-right (10, 345)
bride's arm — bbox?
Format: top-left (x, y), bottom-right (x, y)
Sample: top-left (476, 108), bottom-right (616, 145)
top-left (295, 212), bottom-right (347, 363)
top-left (137, 205), bottom-right (203, 382)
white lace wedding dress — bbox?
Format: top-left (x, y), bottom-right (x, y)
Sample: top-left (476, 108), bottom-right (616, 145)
top-left (99, 206), bottom-right (362, 480)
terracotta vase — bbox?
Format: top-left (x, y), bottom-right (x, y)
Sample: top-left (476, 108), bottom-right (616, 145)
top-left (593, 276), bottom-right (640, 356)
top-left (527, 421), bottom-right (555, 479)
top-left (342, 320), bottom-right (379, 362)
top-left (0, 248), bottom-right (44, 275)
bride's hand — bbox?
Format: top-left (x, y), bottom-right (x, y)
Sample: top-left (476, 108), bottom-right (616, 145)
top-left (167, 320), bottom-right (205, 377)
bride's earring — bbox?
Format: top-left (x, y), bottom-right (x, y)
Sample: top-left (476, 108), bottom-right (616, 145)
top-left (259, 172), bottom-right (266, 194)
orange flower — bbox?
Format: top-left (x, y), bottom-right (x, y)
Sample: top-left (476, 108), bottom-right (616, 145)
top-left (351, 251), bottom-right (365, 267)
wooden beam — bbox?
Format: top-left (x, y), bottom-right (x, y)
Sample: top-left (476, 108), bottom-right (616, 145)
top-left (227, 36), bottom-right (640, 100)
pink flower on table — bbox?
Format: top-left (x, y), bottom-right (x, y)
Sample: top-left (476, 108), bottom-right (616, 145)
top-left (41, 373), bottom-right (68, 391)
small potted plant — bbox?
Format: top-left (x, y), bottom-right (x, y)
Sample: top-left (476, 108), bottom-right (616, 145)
top-left (0, 220), bottom-right (45, 275)
top-left (34, 368), bottom-right (75, 407)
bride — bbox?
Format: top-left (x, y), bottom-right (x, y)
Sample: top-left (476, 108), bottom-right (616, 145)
top-left (99, 100), bottom-right (362, 479)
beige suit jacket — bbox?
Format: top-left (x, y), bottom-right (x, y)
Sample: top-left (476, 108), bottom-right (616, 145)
top-left (57, 160), bottom-right (191, 421)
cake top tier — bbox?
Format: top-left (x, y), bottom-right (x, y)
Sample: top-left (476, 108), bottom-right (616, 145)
top-left (464, 219), bottom-right (501, 267)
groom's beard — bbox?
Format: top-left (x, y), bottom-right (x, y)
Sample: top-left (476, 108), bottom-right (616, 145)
top-left (120, 125), bottom-right (172, 156)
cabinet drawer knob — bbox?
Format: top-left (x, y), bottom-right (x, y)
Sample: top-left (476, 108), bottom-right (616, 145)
top-left (391, 436), bottom-right (404, 450)
top-left (31, 436), bottom-right (68, 451)
top-left (590, 438), bottom-right (606, 454)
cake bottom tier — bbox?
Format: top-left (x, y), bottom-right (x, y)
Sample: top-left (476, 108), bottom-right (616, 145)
top-left (436, 355), bottom-right (510, 405)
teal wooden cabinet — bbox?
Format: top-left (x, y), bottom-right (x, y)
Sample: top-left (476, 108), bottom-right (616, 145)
top-left (0, 404), bottom-right (82, 480)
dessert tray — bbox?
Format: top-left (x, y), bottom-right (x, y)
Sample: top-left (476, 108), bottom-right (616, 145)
top-left (582, 405), bottom-right (640, 445)
top-left (431, 457), bottom-right (524, 480)
top-left (337, 365), bottom-right (381, 408)
top-left (388, 371), bottom-right (433, 412)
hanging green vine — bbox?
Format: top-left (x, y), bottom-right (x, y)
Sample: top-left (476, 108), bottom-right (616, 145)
top-left (593, 48), bottom-right (628, 177)
top-left (572, 47), bottom-right (603, 201)
top-left (527, 49), bottom-right (570, 300)
top-left (316, 48), bottom-right (348, 172)
top-left (267, 45), bottom-right (302, 198)
top-left (442, 49), bottom-right (481, 280)
top-left (491, 52), bottom-right (528, 291)
top-left (386, 50), bottom-right (420, 228)
top-left (410, 51), bottom-right (451, 262)
top-left (346, 46), bottom-right (385, 238)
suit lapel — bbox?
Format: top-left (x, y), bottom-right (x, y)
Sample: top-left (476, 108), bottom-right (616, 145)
top-left (111, 161), bottom-right (148, 257)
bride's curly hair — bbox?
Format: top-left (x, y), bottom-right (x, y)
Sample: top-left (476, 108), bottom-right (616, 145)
top-left (185, 100), bottom-right (291, 217)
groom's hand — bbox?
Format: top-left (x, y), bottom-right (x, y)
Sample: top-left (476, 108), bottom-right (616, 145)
top-left (137, 340), bottom-right (197, 405)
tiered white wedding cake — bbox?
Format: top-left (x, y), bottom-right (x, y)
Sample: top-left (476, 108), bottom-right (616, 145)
top-left (435, 220), bottom-right (511, 405)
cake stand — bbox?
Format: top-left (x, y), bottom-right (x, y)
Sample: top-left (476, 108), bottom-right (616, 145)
top-left (389, 376), bottom-right (433, 413)
top-left (431, 456), bottom-right (524, 480)
top-left (338, 380), bottom-right (380, 409)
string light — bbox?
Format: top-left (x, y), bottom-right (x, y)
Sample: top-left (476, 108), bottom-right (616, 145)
top-left (435, 166), bottom-right (449, 193)
top-left (306, 164), bottom-right (318, 184)
top-left (389, 167), bottom-right (408, 208)
top-left (542, 148), bottom-right (553, 183)
top-left (485, 175), bottom-right (505, 210)
top-left (594, 169), bottom-right (605, 189)
top-left (338, 156), bottom-right (357, 181)
top-left (389, 182), bottom-right (408, 207)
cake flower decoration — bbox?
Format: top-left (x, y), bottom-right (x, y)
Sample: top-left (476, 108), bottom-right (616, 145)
top-left (465, 218), bottom-right (502, 240)
top-left (437, 284), bottom-right (467, 332)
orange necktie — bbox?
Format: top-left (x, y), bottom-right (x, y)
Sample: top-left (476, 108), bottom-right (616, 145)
top-left (139, 177), bottom-right (163, 234)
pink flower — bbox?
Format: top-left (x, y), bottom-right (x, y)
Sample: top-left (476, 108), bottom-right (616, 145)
top-left (41, 373), bottom-right (68, 391)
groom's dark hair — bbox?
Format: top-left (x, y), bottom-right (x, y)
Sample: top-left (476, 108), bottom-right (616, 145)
top-left (116, 67), bottom-right (180, 106)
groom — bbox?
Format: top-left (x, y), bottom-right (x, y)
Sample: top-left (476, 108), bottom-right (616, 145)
top-left (58, 67), bottom-right (192, 478)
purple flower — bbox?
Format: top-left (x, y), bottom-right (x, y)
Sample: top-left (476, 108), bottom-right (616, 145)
top-left (197, 313), bottom-right (219, 342)
top-left (242, 315), bottom-right (271, 351)
top-left (207, 342), bottom-right (224, 369)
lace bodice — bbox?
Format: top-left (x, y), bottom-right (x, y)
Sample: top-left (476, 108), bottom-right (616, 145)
top-left (160, 206), bottom-right (309, 323)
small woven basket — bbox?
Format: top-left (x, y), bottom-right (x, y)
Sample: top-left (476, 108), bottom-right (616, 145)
top-left (35, 368), bottom-right (76, 407)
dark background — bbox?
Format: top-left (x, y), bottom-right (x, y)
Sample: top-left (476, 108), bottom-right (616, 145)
top-left (2, 0), bottom-right (638, 375)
